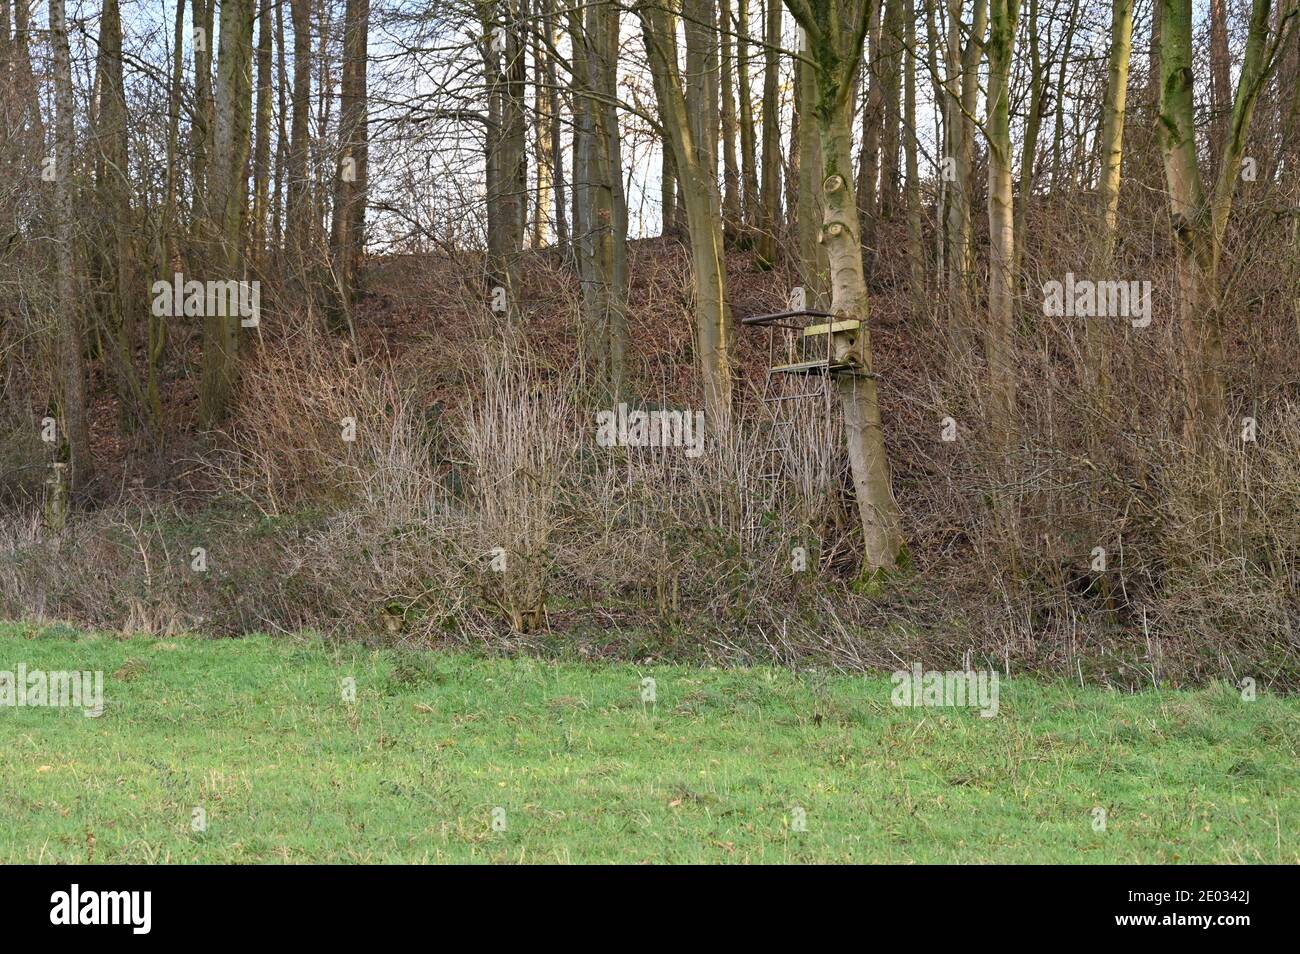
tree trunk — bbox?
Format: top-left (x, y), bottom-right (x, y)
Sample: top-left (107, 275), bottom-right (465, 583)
top-left (200, 0), bottom-right (256, 426)
top-left (736, 0), bottom-right (760, 230)
top-left (272, 0), bottom-right (288, 259)
top-left (720, 0), bottom-right (742, 234)
top-left (1208, 0), bottom-right (1231, 168)
top-left (784, 0), bottom-right (906, 575)
top-left (482, 1), bottom-right (526, 319)
top-left (191, 0), bottom-right (216, 240)
top-left (286, 0), bottom-right (313, 281)
top-left (985, 0), bottom-right (1020, 453)
top-left (878, 0), bottom-right (905, 220)
top-left (329, 0), bottom-right (369, 314)
top-left (543, 0), bottom-right (569, 254)
top-left (857, 0), bottom-right (883, 256)
top-left (1088, 0), bottom-right (1133, 410)
top-left (903, 0), bottom-right (925, 300)
top-left (757, 0), bottom-right (782, 264)
top-left (796, 25), bottom-right (828, 308)
top-left (1012, 0), bottom-right (1045, 279)
top-left (11, 0), bottom-right (44, 145)
top-left (640, 1), bottom-right (735, 422)
top-left (252, 0), bottom-right (274, 275)
top-left (573, 2), bottom-right (628, 400)
top-left (532, 0), bottom-right (553, 247)
top-left (50, 0), bottom-right (92, 488)
top-left (1156, 0), bottom-right (1291, 445)
top-left (943, 0), bottom-right (986, 313)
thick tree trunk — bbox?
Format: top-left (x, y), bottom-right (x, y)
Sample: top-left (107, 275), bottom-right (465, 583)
top-left (825, 94), bottom-right (905, 574)
top-left (329, 0), bottom-right (369, 313)
top-left (50, 0), bottom-right (92, 488)
top-left (784, 0), bottom-right (906, 575)
top-left (200, 0), bottom-right (256, 426)
top-left (572, 2), bottom-right (628, 400)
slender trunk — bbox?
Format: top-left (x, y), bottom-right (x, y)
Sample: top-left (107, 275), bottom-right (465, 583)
top-left (736, 0), bottom-right (760, 230)
top-left (1049, 0), bottom-right (1079, 192)
top-left (904, 0), bottom-right (924, 299)
top-left (252, 0), bottom-right (274, 274)
top-left (757, 0), bottom-right (781, 264)
top-left (879, 0), bottom-right (905, 219)
top-left (1209, 0), bottom-right (1231, 168)
top-left (944, 0), bottom-right (986, 311)
top-left (272, 0), bottom-right (288, 261)
top-left (1012, 0), bottom-right (1044, 279)
top-left (483, 1), bottom-right (526, 317)
top-left (191, 0), bottom-right (216, 240)
top-left (155, 0), bottom-right (185, 427)
top-left (640, 2), bottom-right (734, 421)
top-left (286, 0), bottom-right (312, 280)
top-left (544, 0), bottom-right (568, 254)
top-left (720, 0), bottom-right (742, 233)
top-left (985, 0), bottom-right (1020, 452)
top-left (1087, 0), bottom-right (1133, 411)
top-left (532, 0), bottom-right (553, 247)
top-left (857, 0), bottom-right (883, 254)
top-left (163, 0), bottom-right (185, 270)
top-left (796, 25), bottom-right (828, 308)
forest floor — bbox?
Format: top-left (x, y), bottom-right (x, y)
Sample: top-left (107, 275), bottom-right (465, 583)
top-left (1, 623), bottom-right (1296, 863)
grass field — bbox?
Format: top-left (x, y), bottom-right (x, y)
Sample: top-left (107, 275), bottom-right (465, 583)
top-left (1, 623), bottom-right (1297, 863)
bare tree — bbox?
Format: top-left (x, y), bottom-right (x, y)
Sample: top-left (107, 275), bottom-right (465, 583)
top-left (782, 0), bottom-right (906, 574)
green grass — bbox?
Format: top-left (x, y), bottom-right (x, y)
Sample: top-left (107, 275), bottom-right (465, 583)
top-left (1, 623), bottom-right (1297, 863)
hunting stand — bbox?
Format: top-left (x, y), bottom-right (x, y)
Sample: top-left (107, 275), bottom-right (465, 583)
top-left (741, 306), bottom-right (875, 483)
